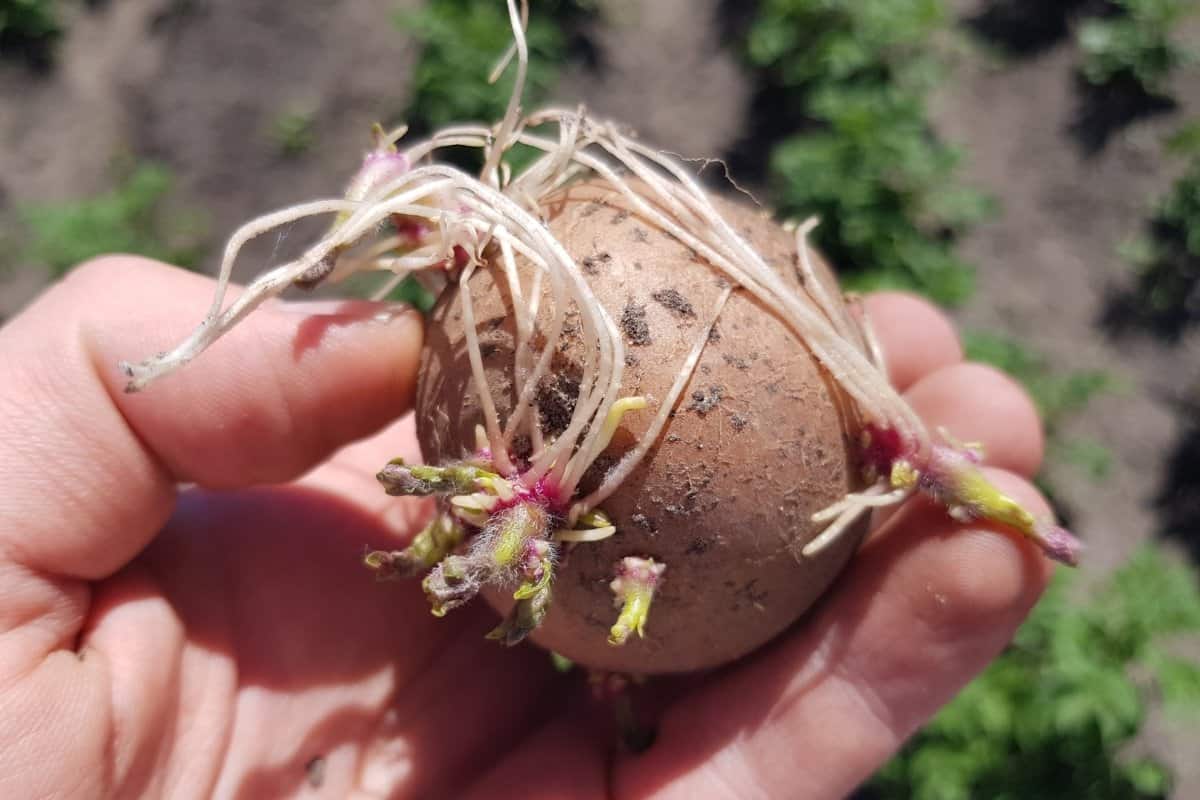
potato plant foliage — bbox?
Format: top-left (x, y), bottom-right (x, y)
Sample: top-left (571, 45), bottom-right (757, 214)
top-left (741, 0), bottom-right (992, 306)
top-left (1077, 0), bottom-right (1197, 98)
top-left (0, 0), bottom-right (61, 64)
top-left (873, 545), bottom-right (1200, 800)
top-left (18, 162), bottom-right (206, 278)
top-left (1111, 127), bottom-right (1200, 341)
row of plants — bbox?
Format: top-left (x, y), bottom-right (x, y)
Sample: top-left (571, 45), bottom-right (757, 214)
top-left (740, 0), bottom-right (989, 306)
top-left (1110, 123), bottom-right (1200, 340)
top-left (0, 0), bottom-right (61, 66)
top-left (872, 546), bottom-right (1200, 800)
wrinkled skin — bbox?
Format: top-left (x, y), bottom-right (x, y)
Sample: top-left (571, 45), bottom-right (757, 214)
top-left (0, 256), bottom-right (1051, 798)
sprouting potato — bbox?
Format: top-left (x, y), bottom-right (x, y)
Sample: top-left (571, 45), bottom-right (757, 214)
top-left (120, 0), bottom-right (1081, 678)
top-left (417, 181), bottom-right (871, 672)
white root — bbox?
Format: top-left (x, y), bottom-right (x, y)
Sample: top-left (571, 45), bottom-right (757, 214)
top-left (804, 483), bottom-right (915, 557)
top-left (792, 217), bottom-right (857, 344)
top-left (457, 261), bottom-right (515, 476)
top-left (572, 286), bottom-right (733, 518)
top-left (848, 294), bottom-right (888, 371)
top-left (553, 526), bottom-right (616, 543)
top-left (124, 1), bottom-right (930, 561)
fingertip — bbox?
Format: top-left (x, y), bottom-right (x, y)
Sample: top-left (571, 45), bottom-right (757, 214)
top-left (904, 361), bottom-right (1045, 477)
top-left (863, 467), bottom-right (1055, 635)
top-left (861, 291), bottom-right (962, 391)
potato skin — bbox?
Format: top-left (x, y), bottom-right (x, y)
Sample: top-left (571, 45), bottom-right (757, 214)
top-left (415, 181), bottom-right (868, 673)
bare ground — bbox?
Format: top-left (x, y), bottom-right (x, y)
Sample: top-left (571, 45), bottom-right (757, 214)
top-left (0, 0), bottom-right (420, 315)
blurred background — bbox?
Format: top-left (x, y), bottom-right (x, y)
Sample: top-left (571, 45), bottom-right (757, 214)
top-left (2, 0), bottom-right (1199, 796)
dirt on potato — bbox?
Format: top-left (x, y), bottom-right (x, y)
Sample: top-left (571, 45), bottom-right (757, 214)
top-left (415, 180), bottom-right (869, 673)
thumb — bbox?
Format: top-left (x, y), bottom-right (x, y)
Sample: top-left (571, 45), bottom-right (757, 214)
top-left (0, 255), bottom-right (423, 583)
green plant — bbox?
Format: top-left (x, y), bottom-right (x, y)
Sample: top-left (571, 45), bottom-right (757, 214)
top-left (964, 331), bottom-right (1115, 434)
top-left (873, 545), bottom-right (1200, 800)
top-left (19, 162), bottom-right (206, 276)
top-left (1078, 0), bottom-right (1197, 97)
top-left (269, 108), bottom-right (317, 158)
top-left (743, 0), bottom-right (992, 305)
top-left (0, 0), bottom-right (61, 63)
top-left (396, 0), bottom-right (593, 173)
top-left (1113, 126), bottom-right (1200, 339)
top-left (398, 0), bottom-right (590, 130)
top-left (965, 331), bottom-right (1116, 483)
top-left (1058, 439), bottom-right (1114, 481)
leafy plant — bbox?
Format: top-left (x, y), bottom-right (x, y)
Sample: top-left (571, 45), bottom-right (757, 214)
top-left (0, 0), bottom-right (61, 64)
top-left (397, 0), bottom-right (591, 133)
top-left (1077, 0), bottom-right (1197, 97)
top-left (965, 331), bottom-right (1116, 481)
top-left (873, 545), bottom-right (1200, 800)
top-left (965, 332), bottom-right (1115, 432)
top-left (269, 108), bottom-right (317, 158)
top-left (19, 162), bottom-right (207, 276)
top-left (1111, 128), bottom-right (1200, 340)
top-left (743, 0), bottom-right (992, 305)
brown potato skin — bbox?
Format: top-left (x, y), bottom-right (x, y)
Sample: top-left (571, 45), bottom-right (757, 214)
top-left (415, 181), bottom-right (868, 673)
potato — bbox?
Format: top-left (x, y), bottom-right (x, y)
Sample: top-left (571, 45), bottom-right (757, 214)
top-left (120, 139), bottom-right (1078, 677)
top-left (119, 32), bottom-right (1080, 679)
top-left (415, 180), bottom-right (869, 673)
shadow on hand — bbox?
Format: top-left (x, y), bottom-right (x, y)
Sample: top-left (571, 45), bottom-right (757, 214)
top-left (138, 483), bottom-right (573, 798)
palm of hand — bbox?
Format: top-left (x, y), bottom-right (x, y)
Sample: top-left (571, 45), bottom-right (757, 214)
top-left (130, 423), bottom-right (591, 798)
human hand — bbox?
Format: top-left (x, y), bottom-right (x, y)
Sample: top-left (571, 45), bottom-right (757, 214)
top-left (0, 257), bottom-right (1052, 798)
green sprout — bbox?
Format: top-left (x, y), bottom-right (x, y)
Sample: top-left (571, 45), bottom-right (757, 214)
top-left (364, 513), bottom-right (465, 579)
top-left (608, 556), bottom-right (666, 646)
